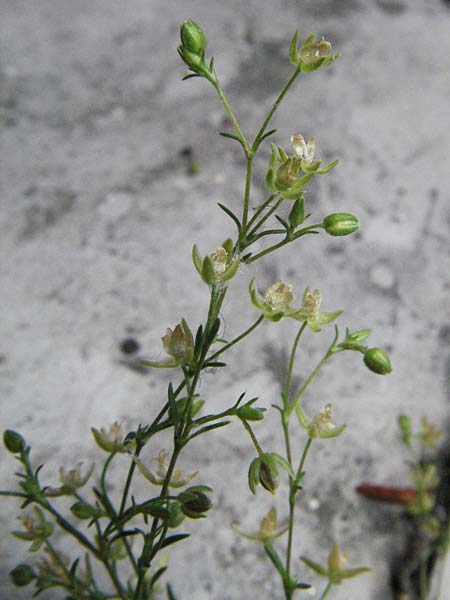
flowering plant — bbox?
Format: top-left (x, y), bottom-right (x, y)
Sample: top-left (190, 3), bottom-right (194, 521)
top-left (1, 20), bottom-right (391, 600)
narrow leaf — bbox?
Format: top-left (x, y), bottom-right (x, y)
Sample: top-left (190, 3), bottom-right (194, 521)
top-left (149, 566), bottom-right (168, 590)
top-left (188, 421), bottom-right (231, 440)
top-left (159, 533), bottom-right (190, 550)
top-left (167, 584), bottom-right (178, 600)
top-left (217, 203), bottom-right (241, 233)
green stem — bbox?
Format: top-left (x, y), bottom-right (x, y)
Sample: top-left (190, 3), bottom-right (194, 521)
top-left (284, 437), bottom-right (313, 588)
top-left (247, 198), bottom-right (283, 239)
top-left (242, 155), bottom-right (253, 232)
top-left (241, 419), bottom-right (264, 455)
top-left (319, 580), bottom-right (333, 600)
top-left (287, 328), bottom-right (339, 418)
top-left (245, 238), bottom-right (289, 264)
top-left (208, 315), bottom-right (264, 362)
top-left (213, 82), bottom-right (250, 152)
top-left (252, 65), bottom-right (301, 152)
top-left (247, 194), bottom-right (276, 229)
top-left (283, 323), bottom-right (307, 410)
top-left (100, 453), bottom-right (116, 517)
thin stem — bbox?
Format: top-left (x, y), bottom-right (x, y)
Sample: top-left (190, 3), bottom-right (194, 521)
top-left (242, 155), bottom-right (253, 232)
top-left (319, 580), bottom-right (333, 600)
top-left (285, 438), bottom-right (313, 586)
top-left (42, 502), bottom-right (100, 559)
top-left (283, 323), bottom-right (307, 410)
top-left (247, 198), bottom-right (283, 239)
top-left (241, 419), bottom-right (264, 455)
top-left (249, 228), bottom-right (286, 241)
top-left (213, 82), bottom-right (249, 152)
top-left (100, 453), bottom-right (116, 517)
top-left (419, 551), bottom-right (428, 600)
top-left (252, 65), bottom-right (301, 152)
top-left (247, 194), bottom-right (276, 229)
top-left (296, 437), bottom-right (313, 484)
top-left (208, 315), bottom-right (264, 362)
top-left (246, 238), bottom-right (289, 264)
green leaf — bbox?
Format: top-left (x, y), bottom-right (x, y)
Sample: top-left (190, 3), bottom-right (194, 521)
top-left (217, 203), bottom-right (241, 233)
top-left (167, 584), bottom-right (178, 600)
top-left (188, 421), bottom-right (230, 441)
top-left (159, 533), bottom-right (190, 550)
top-left (289, 30), bottom-right (299, 65)
top-left (149, 566), bottom-right (168, 590)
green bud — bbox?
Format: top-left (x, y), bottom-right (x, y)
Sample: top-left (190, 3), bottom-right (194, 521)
top-left (236, 404), bottom-right (265, 421)
top-left (10, 564), bottom-right (35, 587)
top-left (363, 347), bottom-right (392, 375)
top-left (323, 213), bottom-right (359, 236)
top-left (180, 20), bottom-right (207, 55)
top-left (4, 430), bottom-right (26, 454)
top-left (70, 501), bottom-right (99, 520)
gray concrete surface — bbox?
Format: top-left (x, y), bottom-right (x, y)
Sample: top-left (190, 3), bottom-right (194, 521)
top-left (1, 0), bottom-right (450, 598)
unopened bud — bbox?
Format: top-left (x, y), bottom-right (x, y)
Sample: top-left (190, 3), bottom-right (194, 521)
top-left (363, 347), bottom-right (392, 375)
top-left (180, 20), bottom-right (207, 55)
top-left (70, 501), bottom-right (99, 520)
top-left (4, 430), bottom-right (25, 454)
top-left (300, 38), bottom-right (332, 65)
top-left (10, 564), bottom-right (35, 587)
top-left (323, 213), bottom-right (359, 236)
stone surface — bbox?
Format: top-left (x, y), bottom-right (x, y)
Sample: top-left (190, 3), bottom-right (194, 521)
top-left (1, 1), bottom-right (449, 599)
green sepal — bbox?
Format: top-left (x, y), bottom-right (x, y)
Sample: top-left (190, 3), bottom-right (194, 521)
top-left (289, 30), bottom-right (300, 65)
top-left (288, 196), bottom-right (305, 230)
top-left (192, 244), bottom-right (203, 277)
top-left (248, 458), bottom-right (261, 495)
top-left (201, 255), bottom-right (216, 285)
top-left (300, 556), bottom-right (328, 577)
top-left (263, 452), bottom-right (294, 479)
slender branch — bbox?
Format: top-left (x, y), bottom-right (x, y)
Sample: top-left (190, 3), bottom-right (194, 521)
top-left (208, 315), bottom-right (264, 362)
top-left (242, 155), bottom-right (254, 232)
top-left (318, 580), bottom-right (333, 600)
top-left (0, 490), bottom-right (28, 498)
top-left (213, 82), bottom-right (249, 152)
top-left (241, 419), bottom-right (264, 455)
top-left (245, 238), bottom-right (289, 264)
top-left (252, 65), bottom-right (301, 152)
top-left (247, 194), bottom-right (276, 229)
top-left (247, 198), bottom-right (283, 239)
top-left (283, 323), bottom-right (307, 410)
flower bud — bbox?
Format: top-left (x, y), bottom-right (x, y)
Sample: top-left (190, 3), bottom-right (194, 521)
top-left (180, 20), bottom-right (207, 55)
top-left (323, 213), bottom-right (359, 236)
top-left (10, 564), bottom-right (35, 587)
top-left (363, 347), bottom-right (392, 375)
top-left (70, 501), bottom-right (100, 520)
top-left (4, 430), bottom-right (26, 454)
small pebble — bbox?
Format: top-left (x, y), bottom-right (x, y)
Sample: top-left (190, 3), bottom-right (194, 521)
top-left (120, 337), bottom-right (140, 355)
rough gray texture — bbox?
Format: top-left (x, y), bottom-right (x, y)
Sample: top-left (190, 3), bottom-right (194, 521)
top-left (1, 1), bottom-right (449, 599)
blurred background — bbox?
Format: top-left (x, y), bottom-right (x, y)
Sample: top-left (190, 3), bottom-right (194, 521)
top-left (1, 0), bottom-right (449, 598)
